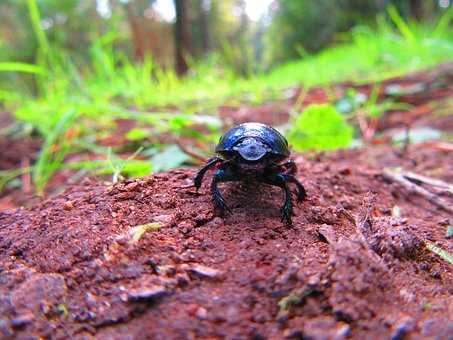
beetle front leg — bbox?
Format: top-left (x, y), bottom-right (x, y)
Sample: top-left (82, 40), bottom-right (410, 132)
top-left (194, 156), bottom-right (223, 190)
top-left (211, 164), bottom-right (239, 214)
top-left (280, 173), bottom-right (306, 202)
top-left (261, 173), bottom-right (294, 226)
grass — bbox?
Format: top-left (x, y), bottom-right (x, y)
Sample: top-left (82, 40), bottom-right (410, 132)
top-left (425, 241), bottom-right (453, 265)
top-left (0, 2), bottom-right (452, 195)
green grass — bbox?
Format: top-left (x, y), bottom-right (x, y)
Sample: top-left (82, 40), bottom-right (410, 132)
top-left (0, 3), bottom-right (452, 195)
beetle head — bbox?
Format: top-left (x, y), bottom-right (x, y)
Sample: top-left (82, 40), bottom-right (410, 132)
top-left (233, 137), bottom-right (270, 161)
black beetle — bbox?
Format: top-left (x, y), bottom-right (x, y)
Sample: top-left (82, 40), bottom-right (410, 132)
top-left (194, 122), bottom-right (306, 225)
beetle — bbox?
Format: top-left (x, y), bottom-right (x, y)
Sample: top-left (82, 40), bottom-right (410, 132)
top-left (194, 122), bottom-right (306, 225)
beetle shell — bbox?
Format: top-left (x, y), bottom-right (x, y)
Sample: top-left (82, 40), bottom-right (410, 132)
top-left (215, 123), bottom-right (290, 159)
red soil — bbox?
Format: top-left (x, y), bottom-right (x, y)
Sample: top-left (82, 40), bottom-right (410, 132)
top-left (0, 145), bottom-right (451, 339)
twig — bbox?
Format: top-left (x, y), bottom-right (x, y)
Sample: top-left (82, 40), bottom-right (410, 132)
top-left (357, 110), bottom-right (370, 142)
top-left (176, 141), bottom-right (207, 164)
top-left (383, 168), bottom-right (453, 214)
top-left (21, 158), bottom-right (31, 193)
top-left (401, 124), bottom-right (411, 156)
top-left (401, 171), bottom-right (453, 194)
top-left (422, 141), bottom-right (453, 152)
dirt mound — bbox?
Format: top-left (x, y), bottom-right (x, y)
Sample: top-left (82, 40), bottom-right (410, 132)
top-left (0, 146), bottom-right (452, 339)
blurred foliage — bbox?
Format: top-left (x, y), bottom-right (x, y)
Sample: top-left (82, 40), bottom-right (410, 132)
top-left (264, 0), bottom-right (446, 66)
top-left (1, 0), bottom-right (448, 79)
top-left (265, 0), bottom-right (340, 64)
top-left (288, 104), bottom-right (354, 151)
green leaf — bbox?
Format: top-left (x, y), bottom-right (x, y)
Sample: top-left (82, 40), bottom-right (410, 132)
top-left (129, 222), bottom-right (162, 244)
top-left (151, 145), bottom-right (190, 173)
top-left (126, 128), bottom-right (149, 141)
top-left (121, 160), bottom-right (152, 177)
top-left (288, 104), bottom-right (354, 151)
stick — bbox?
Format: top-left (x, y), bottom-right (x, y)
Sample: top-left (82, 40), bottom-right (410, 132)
top-left (401, 171), bottom-right (453, 194)
top-left (422, 141), bottom-right (453, 152)
top-left (382, 168), bottom-right (453, 214)
top-left (21, 158), bottom-right (31, 194)
top-left (176, 141), bottom-right (207, 164)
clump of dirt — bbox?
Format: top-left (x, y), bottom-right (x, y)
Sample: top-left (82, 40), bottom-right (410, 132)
top-left (327, 237), bottom-right (390, 323)
top-left (0, 145), bottom-right (451, 339)
top-left (367, 217), bottom-right (423, 260)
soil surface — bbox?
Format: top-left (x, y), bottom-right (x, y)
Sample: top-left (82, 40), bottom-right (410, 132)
top-left (1, 144), bottom-right (452, 339)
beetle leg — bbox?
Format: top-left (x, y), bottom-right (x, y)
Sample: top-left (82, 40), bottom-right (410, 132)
top-left (194, 156), bottom-right (223, 190)
top-left (280, 173), bottom-right (306, 202)
top-left (260, 173), bottom-right (294, 226)
top-left (211, 164), bottom-right (238, 214)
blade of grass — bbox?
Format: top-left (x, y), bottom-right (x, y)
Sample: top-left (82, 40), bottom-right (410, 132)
top-left (387, 5), bottom-right (415, 43)
top-left (0, 168), bottom-right (31, 192)
top-left (27, 0), bottom-right (50, 59)
top-left (433, 6), bottom-right (453, 38)
top-left (425, 241), bottom-right (453, 265)
top-left (0, 62), bottom-right (44, 74)
top-left (33, 109), bottom-right (77, 195)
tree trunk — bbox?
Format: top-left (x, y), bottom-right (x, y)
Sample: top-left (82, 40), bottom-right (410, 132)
top-left (125, 3), bottom-right (146, 61)
top-left (174, 0), bottom-right (192, 75)
top-left (197, 0), bottom-right (210, 54)
top-left (409, 0), bottom-right (424, 20)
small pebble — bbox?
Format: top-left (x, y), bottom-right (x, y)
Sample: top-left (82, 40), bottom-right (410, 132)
top-left (438, 218), bottom-right (450, 226)
top-left (11, 313), bottom-right (34, 329)
top-left (195, 307), bottom-right (208, 320)
top-left (446, 225), bottom-right (453, 239)
top-left (63, 201), bottom-right (74, 211)
top-left (391, 317), bottom-right (415, 340)
top-left (226, 306), bottom-right (240, 325)
top-left (283, 329), bottom-right (304, 339)
top-left (399, 288), bottom-right (416, 303)
top-left (128, 285), bottom-right (167, 301)
top-left (125, 182), bottom-right (139, 191)
top-left (153, 214), bottom-right (173, 224)
top-left (335, 324), bottom-right (351, 339)
top-left (0, 319), bottom-right (13, 338)
top-left (176, 273), bottom-right (190, 287)
top-left (156, 265), bottom-right (176, 276)
top-left (430, 270), bottom-right (441, 279)
top-left (275, 263), bottom-right (299, 284)
top-left (186, 264), bottom-right (222, 279)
